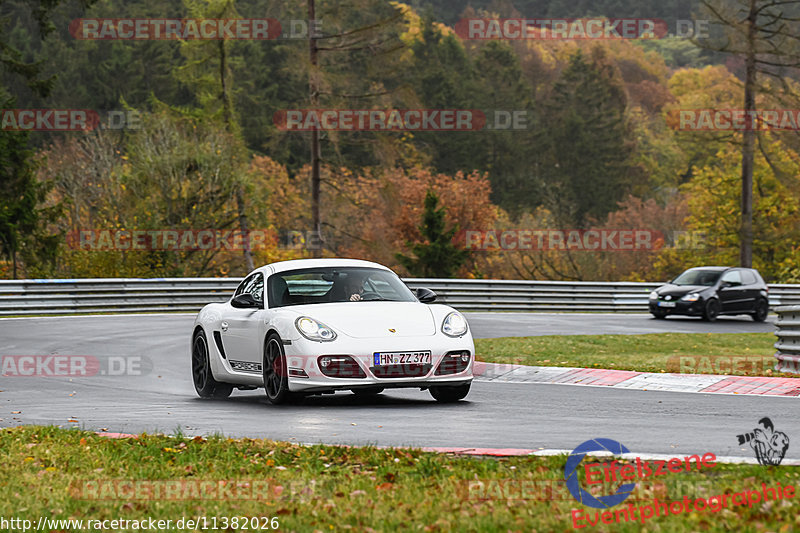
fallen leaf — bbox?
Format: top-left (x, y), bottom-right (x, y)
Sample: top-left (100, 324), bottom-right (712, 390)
top-left (350, 490), bottom-right (367, 497)
top-left (68, 419), bottom-right (79, 423)
top-left (11, 411), bottom-right (21, 414)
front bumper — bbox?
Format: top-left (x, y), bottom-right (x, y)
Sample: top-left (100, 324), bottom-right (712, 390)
top-left (649, 299), bottom-right (704, 316)
top-left (284, 335), bottom-right (474, 393)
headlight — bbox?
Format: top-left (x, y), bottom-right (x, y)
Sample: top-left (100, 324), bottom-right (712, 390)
top-left (681, 293), bottom-right (700, 302)
top-left (295, 317), bottom-right (337, 342)
top-left (649, 291), bottom-right (658, 300)
top-left (442, 312), bottom-right (468, 337)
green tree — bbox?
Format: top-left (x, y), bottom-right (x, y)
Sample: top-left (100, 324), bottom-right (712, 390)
top-left (178, 0), bottom-right (255, 271)
top-left (539, 47), bottom-right (635, 226)
top-left (0, 92), bottom-right (61, 278)
top-left (396, 189), bottom-right (468, 278)
top-left (0, 0), bottom-right (94, 277)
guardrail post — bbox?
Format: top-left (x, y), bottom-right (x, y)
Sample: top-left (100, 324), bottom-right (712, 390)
top-left (774, 305), bottom-right (800, 374)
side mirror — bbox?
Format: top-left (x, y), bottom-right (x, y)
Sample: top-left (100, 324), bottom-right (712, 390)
top-left (231, 293), bottom-right (260, 309)
top-left (415, 287), bottom-right (437, 304)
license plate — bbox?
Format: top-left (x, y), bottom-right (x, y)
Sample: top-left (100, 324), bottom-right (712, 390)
top-left (658, 301), bottom-right (676, 308)
top-left (373, 351), bottom-right (431, 366)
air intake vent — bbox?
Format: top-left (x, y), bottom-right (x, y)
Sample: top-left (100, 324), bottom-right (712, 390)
top-left (213, 331), bottom-right (227, 360)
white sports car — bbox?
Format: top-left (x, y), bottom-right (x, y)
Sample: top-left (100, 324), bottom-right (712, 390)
top-left (191, 258), bottom-right (474, 404)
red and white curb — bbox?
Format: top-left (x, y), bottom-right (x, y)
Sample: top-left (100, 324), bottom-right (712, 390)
top-left (473, 362), bottom-right (800, 397)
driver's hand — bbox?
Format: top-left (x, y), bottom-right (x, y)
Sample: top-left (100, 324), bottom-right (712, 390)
top-left (350, 294), bottom-right (362, 301)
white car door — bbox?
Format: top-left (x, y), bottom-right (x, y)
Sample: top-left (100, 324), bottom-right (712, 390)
top-left (223, 273), bottom-right (267, 373)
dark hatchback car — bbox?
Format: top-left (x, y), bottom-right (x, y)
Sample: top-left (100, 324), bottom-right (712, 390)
top-left (649, 266), bottom-right (769, 322)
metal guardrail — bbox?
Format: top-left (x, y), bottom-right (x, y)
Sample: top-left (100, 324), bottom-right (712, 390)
top-left (1, 277), bottom-right (799, 317)
top-left (775, 305), bottom-right (800, 374)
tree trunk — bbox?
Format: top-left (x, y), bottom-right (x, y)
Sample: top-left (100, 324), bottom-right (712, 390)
top-left (740, 0), bottom-right (757, 268)
top-left (308, 0), bottom-right (323, 258)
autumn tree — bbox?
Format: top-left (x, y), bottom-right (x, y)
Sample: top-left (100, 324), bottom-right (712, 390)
top-left (697, 0), bottom-right (800, 267)
top-left (303, 0), bottom-right (407, 256)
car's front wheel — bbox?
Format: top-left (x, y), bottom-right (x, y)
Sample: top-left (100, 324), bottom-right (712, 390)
top-left (263, 333), bottom-right (294, 405)
top-left (192, 330), bottom-right (233, 399)
top-left (430, 383), bottom-right (471, 403)
top-left (752, 298), bottom-right (769, 322)
top-left (703, 299), bottom-right (720, 322)
top-left (651, 308), bottom-right (668, 319)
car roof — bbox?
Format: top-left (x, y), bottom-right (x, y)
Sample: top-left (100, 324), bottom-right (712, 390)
top-left (260, 258), bottom-right (394, 276)
top-left (686, 266), bottom-right (729, 271)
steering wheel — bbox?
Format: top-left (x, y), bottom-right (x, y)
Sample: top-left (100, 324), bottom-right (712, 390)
top-left (359, 291), bottom-right (381, 301)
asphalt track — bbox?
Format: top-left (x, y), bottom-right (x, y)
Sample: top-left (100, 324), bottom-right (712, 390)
top-left (0, 313), bottom-right (793, 460)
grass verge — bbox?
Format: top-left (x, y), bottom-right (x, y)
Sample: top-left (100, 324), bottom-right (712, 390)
top-left (1, 426), bottom-right (798, 532)
top-left (475, 333), bottom-right (791, 377)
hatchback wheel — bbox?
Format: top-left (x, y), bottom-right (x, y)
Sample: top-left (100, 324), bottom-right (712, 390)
top-left (752, 299), bottom-right (769, 322)
top-left (703, 299), bottom-right (720, 322)
top-left (651, 309), bottom-right (668, 319)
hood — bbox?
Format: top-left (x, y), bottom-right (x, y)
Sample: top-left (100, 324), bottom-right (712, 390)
top-left (286, 302), bottom-right (437, 338)
top-left (656, 284), bottom-right (709, 298)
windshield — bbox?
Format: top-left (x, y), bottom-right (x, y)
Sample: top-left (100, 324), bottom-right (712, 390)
top-left (671, 269), bottom-right (722, 287)
top-left (267, 267), bottom-right (417, 308)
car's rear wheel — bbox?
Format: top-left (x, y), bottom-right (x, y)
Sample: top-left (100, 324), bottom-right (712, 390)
top-left (703, 299), bottom-right (720, 322)
top-left (192, 330), bottom-right (233, 399)
top-left (752, 298), bottom-right (769, 322)
top-left (430, 383), bottom-right (471, 403)
top-left (352, 387), bottom-right (384, 397)
top-left (263, 333), bottom-right (294, 405)
top-left (651, 309), bottom-right (668, 319)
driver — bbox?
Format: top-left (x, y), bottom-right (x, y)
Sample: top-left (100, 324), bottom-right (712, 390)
top-left (345, 272), bottom-right (367, 301)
